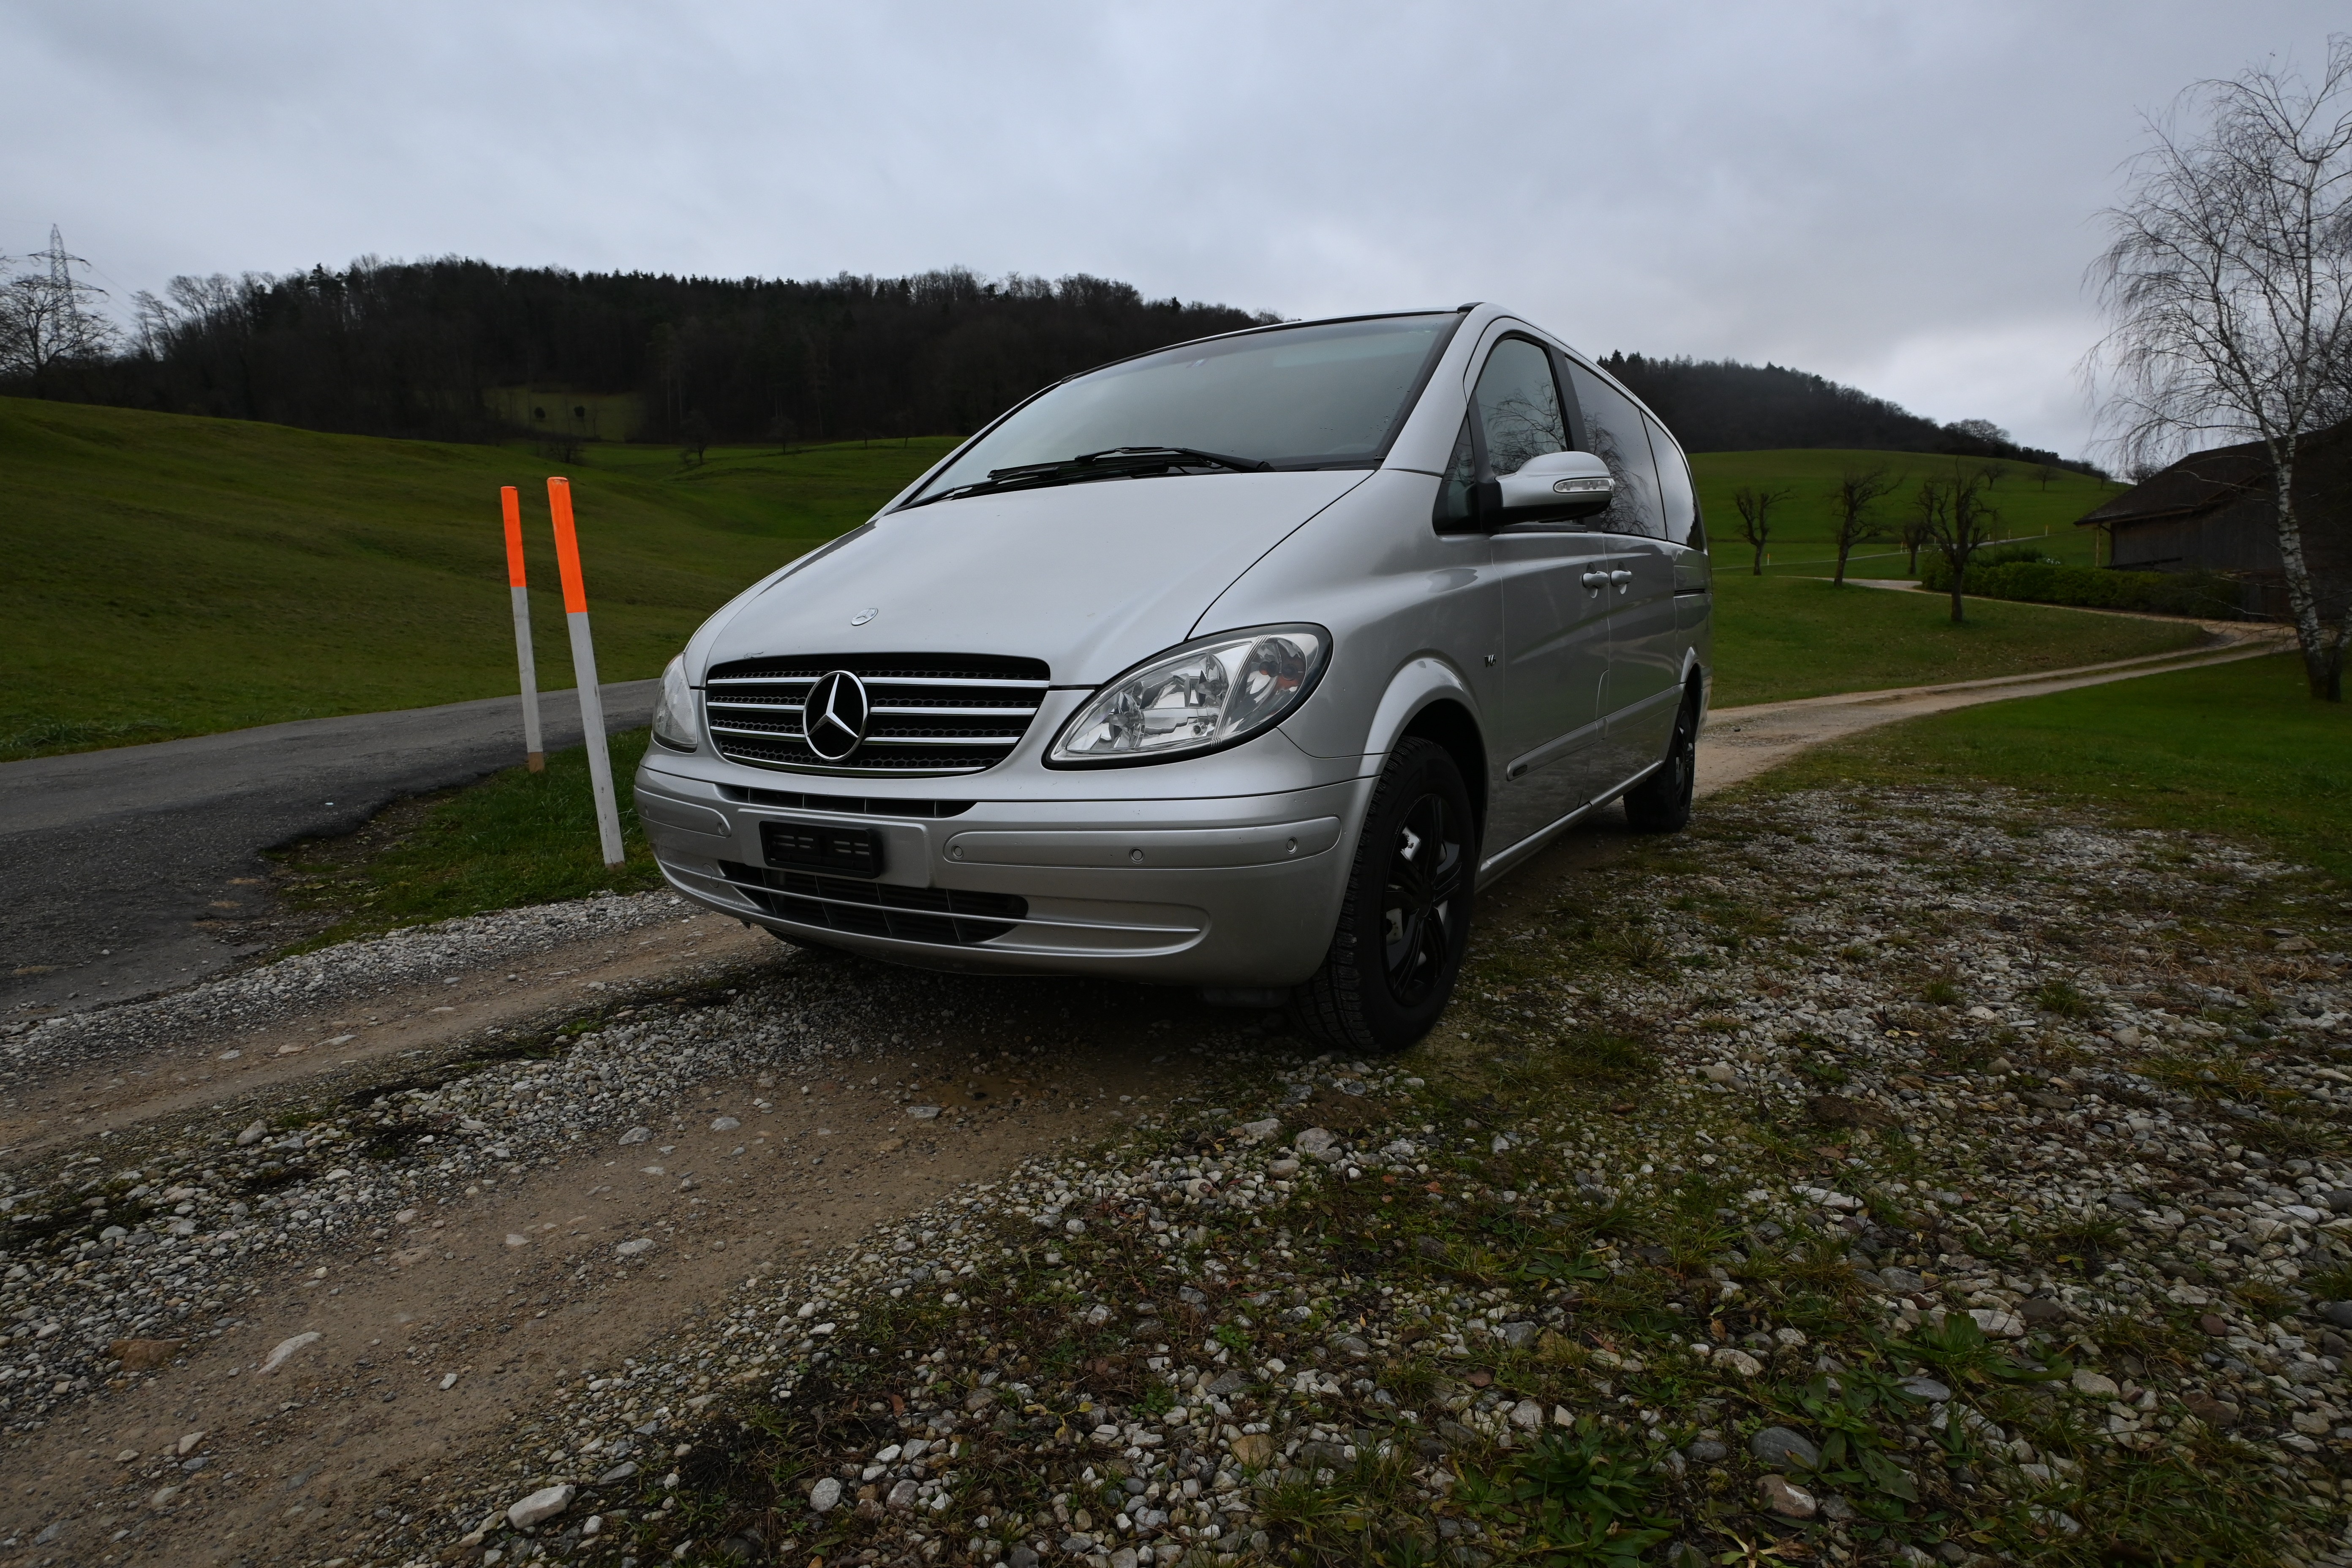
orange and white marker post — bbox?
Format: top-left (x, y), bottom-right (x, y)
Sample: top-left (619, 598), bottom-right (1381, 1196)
top-left (547, 476), bottom-right (626, 867)
top-left (499, 487), bottom-right (547, 771)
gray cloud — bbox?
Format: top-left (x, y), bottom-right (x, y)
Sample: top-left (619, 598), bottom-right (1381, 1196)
top-left (4, 0), bottom-right (2342, 455)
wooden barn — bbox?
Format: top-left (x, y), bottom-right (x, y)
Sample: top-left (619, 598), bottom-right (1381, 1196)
top-left (2078, 418), bottom-right (2352, 621)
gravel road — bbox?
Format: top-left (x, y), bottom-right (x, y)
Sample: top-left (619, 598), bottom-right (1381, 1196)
top-left (0, 638), bottom-right (2339, 1567)
top-left (0, 681), bottom-right (656, 1018)
top-left (351, 787), bottom-right (2347, 1568)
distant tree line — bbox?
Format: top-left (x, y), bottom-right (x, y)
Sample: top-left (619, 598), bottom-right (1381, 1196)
top-left (1596, 351), bottom-right (2096, 471)
top-left (15, 257), bottom-right (1278, 445)
top-left (6, 241), bottom-right (2101, 470)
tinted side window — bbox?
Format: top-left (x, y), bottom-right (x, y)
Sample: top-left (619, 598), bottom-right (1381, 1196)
top-left (1473, 338), bottom-right (1568, 476)
top-left (1565, 362), bottom-right (1661, 538)
top-left (1647, 414), bottom-right (1700, 547)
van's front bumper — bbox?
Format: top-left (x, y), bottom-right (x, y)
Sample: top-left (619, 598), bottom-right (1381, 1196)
top-left (634, 757), bottom-right (1373, 986)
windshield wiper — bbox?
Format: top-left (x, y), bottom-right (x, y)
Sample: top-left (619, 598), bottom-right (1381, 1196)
top-left (917, 445), bottom-right (1272, 505)
top-left (1067, 446), bottom-right (1271, 474)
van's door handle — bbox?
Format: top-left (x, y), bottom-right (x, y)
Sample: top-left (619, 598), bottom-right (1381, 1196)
top-left (1581, 571), bottom-right (1610, 589)
top-left (1610, 569), bottom-right (1633, 590)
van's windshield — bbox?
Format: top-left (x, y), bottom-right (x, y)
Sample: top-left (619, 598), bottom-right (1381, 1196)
top-left (904, 313), bottom-right (1458, 507)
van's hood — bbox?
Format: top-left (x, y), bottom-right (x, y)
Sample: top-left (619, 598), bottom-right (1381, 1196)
top-left (696, 471), bottom-right (1371, 685)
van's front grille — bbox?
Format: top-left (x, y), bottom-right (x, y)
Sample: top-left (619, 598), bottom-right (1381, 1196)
top-left (717, 861), bottom-right (1026, 946)
top-left (702, 653), bottom-right (1051, 776)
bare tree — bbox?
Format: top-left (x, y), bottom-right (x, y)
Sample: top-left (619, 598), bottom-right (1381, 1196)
top-left (1730, 485), bottom-right (1790, 576)
top-left (0, 227), bottom-right (118, 390)
top-left (2034, 462), bottom-right (2063, 491)
top-left (1916, 464), bottom-right (2004, 624)
top-left (130, 289), bottom-right (173, 360)
top-left (1826, 464), bottom-right (1898, 585)
top-left (2087, 41), bottom-right (2352, 699)
top-left (1898, 513), bottom-right (1933, 576)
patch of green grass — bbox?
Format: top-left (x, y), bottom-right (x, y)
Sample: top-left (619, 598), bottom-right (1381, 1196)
top-left (2302, 1262), bottom-right (2352, 1302)
top-left (2029, 979), bottom-right (2093, 1018)
top-left (1707, 571), bottom-right (2209, 708)
top-left (0, 395), bottom-right (956, 759)
top-left (1763, 653), bottom-right (2352, 882)
top-left (1453, 1422), bottom-right (1673, 1565)
top-left (5, 407), bottom-right (2197, 758)
top-left (272, 729), bottom-right (663, 945)
top-left (1690, 448), bottom-right (2124, 577)
top-left (1547, 1027), bottom-right (1658, 1083)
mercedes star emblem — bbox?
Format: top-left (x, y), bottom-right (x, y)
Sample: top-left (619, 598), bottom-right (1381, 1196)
top-left (801, 670), bottom-right (871, 761)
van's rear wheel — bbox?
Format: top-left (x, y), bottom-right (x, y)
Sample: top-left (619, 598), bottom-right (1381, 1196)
top-left (1622, 688), bottom-right (1698, 833)
top-left (1293, 738), bottom-right (1475, 1054)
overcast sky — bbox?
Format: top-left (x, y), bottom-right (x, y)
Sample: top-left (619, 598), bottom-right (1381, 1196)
top-left (4, 1), bottom-right (2342, 457)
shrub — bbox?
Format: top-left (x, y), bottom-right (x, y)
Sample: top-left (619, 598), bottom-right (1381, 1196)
top-left (1919, 554), bottom-right (2245, 617)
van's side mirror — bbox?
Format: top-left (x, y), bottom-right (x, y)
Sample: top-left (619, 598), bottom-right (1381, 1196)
top-left (1495, 450), bottom-right (1615, 521)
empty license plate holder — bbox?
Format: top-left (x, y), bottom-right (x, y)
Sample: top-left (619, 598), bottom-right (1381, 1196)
top-left (760, 820), bottom-right (885, 879)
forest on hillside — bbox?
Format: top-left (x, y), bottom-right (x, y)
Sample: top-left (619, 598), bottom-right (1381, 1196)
top-left (1598, 352), bottom-right (2076, 468)
top-left (21, 260), bottom-right (1273, 446)
top-left (4, 247), bottom-right (2079, 466)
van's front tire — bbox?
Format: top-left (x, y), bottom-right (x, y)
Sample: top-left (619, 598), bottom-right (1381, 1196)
top-left (1293, 738), bottom-right (1475, 1054)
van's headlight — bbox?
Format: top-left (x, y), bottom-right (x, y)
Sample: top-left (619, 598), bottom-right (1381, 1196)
top-left (651, 654), bottom-right (699, 752)
top-left (1048, 626), bottom-right (1329, 765)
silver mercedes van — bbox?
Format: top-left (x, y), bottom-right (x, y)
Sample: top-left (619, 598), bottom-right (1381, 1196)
top-left (634, 304), bottom-right (1712, 1050)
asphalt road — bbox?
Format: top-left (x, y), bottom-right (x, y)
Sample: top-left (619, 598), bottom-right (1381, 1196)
top-left (0, 681), bottom-right (657, 1018)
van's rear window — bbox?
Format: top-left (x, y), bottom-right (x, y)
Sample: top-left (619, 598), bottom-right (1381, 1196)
top-left (908, 314), bottom-right (1457, 504)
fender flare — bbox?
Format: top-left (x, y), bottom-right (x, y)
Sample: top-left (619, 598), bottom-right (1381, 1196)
top-left (1677, 645), bottom-right (1713, 726)
top-left (1363, 656), bottom-right (1481, 758)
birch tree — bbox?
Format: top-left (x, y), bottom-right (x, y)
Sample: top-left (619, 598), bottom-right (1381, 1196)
top-left (2088, 41), bottom-right (2352, 699)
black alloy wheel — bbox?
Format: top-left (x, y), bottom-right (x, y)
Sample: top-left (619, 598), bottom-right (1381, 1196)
top-left (1623, 685), bottom-right (1699, 833)
top-left (1294, 738), bottom-right (1477, 1053)
top-left (1381, 790), bottom-right (1467, 1009)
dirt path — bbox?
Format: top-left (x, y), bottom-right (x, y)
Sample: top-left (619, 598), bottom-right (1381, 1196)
top-left (1696, 620), bottom-right (2290, 795)
top-left (0, 621), bottom-right (2296, 1565)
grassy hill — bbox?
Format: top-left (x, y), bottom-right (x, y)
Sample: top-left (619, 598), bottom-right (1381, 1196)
top-left (2, 399), bottom-right (2186, 761)
top-left (1689, 448), bottom-right (2125, 574)
top-left (0, 396), bottom-right (955, 758)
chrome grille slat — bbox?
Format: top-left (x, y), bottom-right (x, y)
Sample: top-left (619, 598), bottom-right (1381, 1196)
top-left (707, 700), bottom-right (1037, 717)
top-left (871, 705), bottom-right (1040, 716)
top-left (704, 674), bottom-right (1049, 689)
top-left (702, 652), bottom-right (1049, 777)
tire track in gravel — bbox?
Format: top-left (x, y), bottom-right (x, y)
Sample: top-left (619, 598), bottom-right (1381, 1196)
top-left (0, 932), bottom-right (1238, 1566)
top-left (0, 909), bottom-right (774, 1165)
